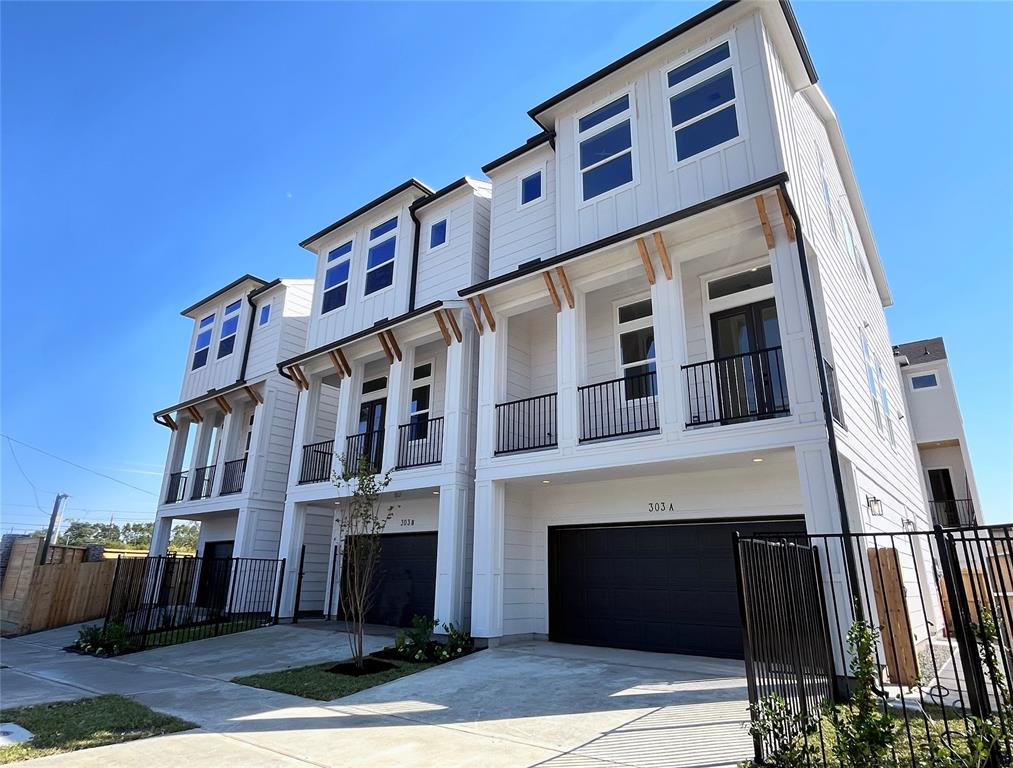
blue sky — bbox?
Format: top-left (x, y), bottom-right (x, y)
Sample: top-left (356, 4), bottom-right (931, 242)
top-left (2, 1), bottom-right (1010, 532)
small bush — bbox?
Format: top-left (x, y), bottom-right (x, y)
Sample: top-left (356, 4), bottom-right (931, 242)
top-left (73, 622), bottom-right (138, 656)
top-left (392, 615), bottom-right (473, 663)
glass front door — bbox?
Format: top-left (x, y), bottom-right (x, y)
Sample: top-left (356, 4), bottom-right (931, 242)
top-left (355, 398), bottom-right (386, 472)
top-left (710, 299), bottom-right (786, 421)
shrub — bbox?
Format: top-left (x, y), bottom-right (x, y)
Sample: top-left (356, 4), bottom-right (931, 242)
top-left (392, 616), bottom-right (473, 663)
top-left (740, 694), bottom-right (818, 768)
top-left (73, 622), bottom-right (138, 656)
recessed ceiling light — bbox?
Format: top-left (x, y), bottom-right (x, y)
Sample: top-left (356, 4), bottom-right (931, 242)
top-left (752, 457), bottom-right (764, 463)
top-left (433, 491), bottom-right (440, 495)
top-left (541, 479), bottom-right (551, 484)
top-left (750, 267), bottom-right (758, 272)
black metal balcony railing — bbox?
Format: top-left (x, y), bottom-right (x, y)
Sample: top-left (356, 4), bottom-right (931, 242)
top-left (578, 370), bottom-right (659, 442)
top-left (495, 393), bottom-right (557, 455)
top-left (396, 417), bottom-right (444, 470)
top-left (165, 471), bottom-right (187, 504)
top-left (189, 464), bottom-right (216, 500)
top-left (219, 457), bottom-right (247, 496)
top-left (931, 499), bottom-right (976, 528)
top-left (345, 430), bottom-right (384, 475)
top-left (299, 440), bottom-right (334, 484)
top-left (682, 346), bottom-right (789, 427)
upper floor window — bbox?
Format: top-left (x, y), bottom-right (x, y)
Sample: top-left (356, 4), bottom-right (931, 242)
top-left (818, 148), bottom-right (836, 237)
top-left (365, 217), bottom-right (397, 295)
top-left (578, 94), bottom-right (634, 202)
top-left (910, 372), bottom-right (938, 390)
top-left (217, 300), bottom-right (242, 359)
top-left (259, 303), bottom-right (271, 326)
top-left (191, 313), bottom-right (215, 370)
top-left (877, 360), bottom-right (895, 447)
top-left (519, 170), bottom-right (543, 207)
top-left (616, 297), bottom-right (657, 400)
top-left (838, 203), bottom-right (867, 286)
top-left (861, 329), bottom-right (882, 433)
top-left (322, 241), bottom-right (352, 314)
top-left (429, 219), bottom-right (447, 250)
top-left (667, 42), bottom-right (739, 162)
top-left (408, 362), bottom-right (433, 440)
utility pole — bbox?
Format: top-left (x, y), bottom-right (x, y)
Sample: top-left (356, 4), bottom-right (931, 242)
top-left (38, 493), bottom-right (69, 564)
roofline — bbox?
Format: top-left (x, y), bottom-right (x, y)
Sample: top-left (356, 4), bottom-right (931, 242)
top-left (410, 176), bottom-right (486, 213)
top-left (298, 178), bottom-right (435, 250)
top-left (459, 172), bottom-right (788, 298)
top-left (481, 131), bottom-right (555, 174)
top-left (248, 278), bottom-right (282, 300)
top-left (278, 300), bottom-right (444, 370)
top-left (153, 377), bottom-right (257, 419)
top-left (527, 0), bottom-right (816, 128)
top-left (180, 274), bottom-right (268, 317)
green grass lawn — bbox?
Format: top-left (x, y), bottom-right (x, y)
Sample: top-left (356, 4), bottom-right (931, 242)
top-left (0, 694), bottom-right (195, 764)
top-left (233, 657), bottom-right (436, 701)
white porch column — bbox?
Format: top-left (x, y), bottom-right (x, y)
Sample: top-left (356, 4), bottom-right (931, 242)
top-left (441, 321), bottom-right (477, 471)
top-left (210, 409), bottom-right (236, 497)
top-left (276, 500), bottom-right (306, 620)
top-left (650, 260), bottom-right (687, 435)
top-left (555, 291), bottom-right (584, 452)
top-left (434, 481), bottom-right (471, 629)
top-left (470, 478), bottom-right (505, 640)
top-left (474, 323), bottom-right (499, 462)
top-left (332, 362), bottom-right (361, 476)
top-left (286, 388), bottom-right (311, 487)
top-left (382, 353), bottom-right (410, 473)
top-left (156, 417), bottom-right (189, 506)
top-left (148, 516), bottom-right (173, 556)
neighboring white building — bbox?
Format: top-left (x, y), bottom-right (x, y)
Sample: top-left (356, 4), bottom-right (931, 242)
top-left (895, 337), bottom-right (983, 527)
top-left (274, 178), bottom-right (490, 626)
top-left (151, 276), bottom-right (313, 564)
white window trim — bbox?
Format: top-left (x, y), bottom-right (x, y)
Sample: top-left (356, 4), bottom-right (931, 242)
top-left (662, 34), bottom-right (746, 169)
top-left (699, 257), bottom-right (775, 360)
top-left (258, 302), bottom-right (272, 327)
top-left (516, 161), bottom-right (547, 210)
top-left (861, 327), bottom-right (883, 434)
top-left (363, 214), bottom-right (399, 297)
top-left (216, 299), bottom-right (243, 361)
top-left (612, 293), bottom-right (656, 378)
top-left (320, 236), bottom-right (355, 316)
top-left (876, 359), bottom-right (895, 447)
top-left (192, 312), bottom-right (216, 370)
top-left (575, 90), bottom-right (639, 208)
top-left (427, 216), bottom-right (450, 253)
top-left (909, 370), bottom-right (940, 391)
top-left (408, 360), bottom-right (434, 441)
top-left (360, 376), bottom-right (388, 404)
top-left (818, 146), bottom-right (837, 237)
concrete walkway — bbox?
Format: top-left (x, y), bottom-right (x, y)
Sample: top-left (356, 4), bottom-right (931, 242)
top-left (1, 623), bottom-right (753, 767)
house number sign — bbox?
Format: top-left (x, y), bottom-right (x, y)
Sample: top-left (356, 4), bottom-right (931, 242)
top-left (647, 502), bottom-right (675, 513)
top-left (399, 518), bottom-right (415, 527)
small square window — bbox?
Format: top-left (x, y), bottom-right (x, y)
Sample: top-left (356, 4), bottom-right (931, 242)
top-left (430, 219), bottom-right (447, 249)
top-left (911, 373), bottom-right (938, 390)
top-left (520, 171), bottom-right (542, 206)
top-left (259, 304), bottom-right (271, 326)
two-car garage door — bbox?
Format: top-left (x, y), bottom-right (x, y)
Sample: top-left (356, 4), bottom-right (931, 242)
top-left (548, 518), bottom-right (805, 659)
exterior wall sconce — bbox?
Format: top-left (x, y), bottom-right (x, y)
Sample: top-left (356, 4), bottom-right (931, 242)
top-left (867, 496), bottom-right (884, 516)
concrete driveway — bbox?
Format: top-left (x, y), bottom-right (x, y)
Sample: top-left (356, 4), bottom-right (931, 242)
top-left (1, 624), bottom-right (753, 767)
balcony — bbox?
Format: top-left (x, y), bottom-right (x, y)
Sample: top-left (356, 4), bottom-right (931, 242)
top-left (495, 393), bottom-right (557, 455)
top-left (579, 370), bottom-right (659, 443)
top-left (219, 457), bottom-right (247, 496)
top-left (345, 430), bottom-right (384, 475)
top-left (299, 440), bottom-right (334, 484)
top-left (165, 471), bottom-right (187, 504)
top-left (931, 499), bottom-right (976, 528)
top-left (683, 346), bottom-right (789, 427)
top-left (189, 464), bottom-right (216, 500)
top-left (395, 417), bottom-right (444, 470)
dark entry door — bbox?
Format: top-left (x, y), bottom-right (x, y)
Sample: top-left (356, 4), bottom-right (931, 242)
top-left (549, 519), bottom-right (805, 659)
top-left (196, 540), bottom-right (234, 613)
top-left (355, 398), bottom-right (386, 472)
top-left (710, 299), bottom-right (786, 421)
top-left (928, 468), bottom-right (960, 526)
top-left (341, 532), bottom-right (437, 628)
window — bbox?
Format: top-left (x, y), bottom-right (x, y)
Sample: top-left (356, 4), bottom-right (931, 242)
top-left (616, 297), bottom-right (657, 400)
top-left (191, 313), bottom-right (215, 370)
top-left (818, 148), bottom-right (836, 237)
top-left (839, 204), bottom-right (867, 286)
top-left (361, 376), bottom-right (387, 395)
top-left (877, 360), bottom-right (895, 447)
top-left (322, 241), bottom-right (352, 314)
top-left (365, 217), bottom-right (397, 295)
top-left (667, 42), bottom-right (739, 162)
top-left (861, 329), bottom-right (882, 432)
top-left (520, 170), bottom-right (543, 206)
top-left (578, 94), bottom-right (634, 202)
top-left (429, 219), bottom-right (447, 249)
top-left (258, 304), bottom-right (271, 326)
top-left (707, 265), bottom-right (773, 300)
top-left (911, 372), bottom-right (938, 390)
top-left (217, 300), bottom-right (242, 359)
top-left (408, 363), bottom-right (433, 440)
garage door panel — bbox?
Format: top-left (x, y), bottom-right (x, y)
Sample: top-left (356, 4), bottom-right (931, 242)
top-left (550, 519), bottom-right (805, 659)
top-left (341, 532), bottom-right (437, 629)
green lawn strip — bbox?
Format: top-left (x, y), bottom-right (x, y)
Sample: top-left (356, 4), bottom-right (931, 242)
top-left (233, 658), bottom-right (436, 701)
top-left (0, 694), bottom-right (195, 764)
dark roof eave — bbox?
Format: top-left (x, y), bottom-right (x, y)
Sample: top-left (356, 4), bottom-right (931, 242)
top-left (154, 378), bottom-right (252, 419)
top-left (298, 179), bottom-right (435, 250)
top-left (410, 177), bottom-right (472, 213)
top-left (481, 131), bottom-right (555, 174)
top-left (248, 278), bottom-right (282, 300)
top-left (180, 274), bottom-right (268, 317)
top-left (459, 172), bottom-right (789, 297)
top-left (278, 300), bottom-right (444, 370)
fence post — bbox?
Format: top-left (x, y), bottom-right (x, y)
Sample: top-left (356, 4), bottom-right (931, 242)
top-left (733, 532), bottom-right (763, 765)
top-left (292, 544), bottom-right (306, 625)
top-left (273, 558), bottom-right (286, 625)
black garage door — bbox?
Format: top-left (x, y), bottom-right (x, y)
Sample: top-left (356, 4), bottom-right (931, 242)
top-left (548, 519), bottom-right (805, 659)
top-left (342, 532), bottom-right (437, 628)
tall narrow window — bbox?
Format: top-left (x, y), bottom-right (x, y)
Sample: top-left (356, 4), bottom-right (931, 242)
top-left (578, 94), bottom-right (634, 202)
top-left (408, 363), bottom-right (433, 440)
top-left (322, 241), bottom-right (352, 314)
top-left (616, 297), bottom-right (657, 400)
top-left (877, 360), bottom-right (895, 447)
top-left (667, 42), bottom-right (739, 161)
top-left (258, 303), bottom-right (271, 326)
top-left (838, 203), bottom-right (868, 287)
top-left (818, 148), bottom-right (836, 237)
top-left (217, 300), bottom-right (242, 359)
top-left (192, 313), bottom-right (215, 370)
top-left (861, 329), bottom-right (882, 432)
top-left (365, 217), bottom-right (397, 295)
top-left (429, 219), bottom-right (447, 249)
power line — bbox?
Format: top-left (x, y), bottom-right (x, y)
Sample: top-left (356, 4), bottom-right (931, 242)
top-left (0, 434), bottom-right (157, 497)
top-left (5, 438), bottom-right (48, 513)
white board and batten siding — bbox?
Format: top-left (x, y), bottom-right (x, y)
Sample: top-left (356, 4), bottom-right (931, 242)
top-left (488, 144), bottom-right (557, 279)
top-left (179, 284), bottom-right (255, 402)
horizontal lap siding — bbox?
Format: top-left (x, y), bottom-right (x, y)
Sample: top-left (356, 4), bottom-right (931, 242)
top-left (416, 193), bottom-right (481, 307)
top-left (489, 146), bottom-right (556, 278)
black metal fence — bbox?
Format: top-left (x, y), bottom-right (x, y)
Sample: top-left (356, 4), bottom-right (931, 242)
top-left (165, 471), bottom-right (187, 504)
top-left (299, 439), bottom-right (334, 484)
top-left (495, 392), bottom-right (557, 454)
top-left (683, 346), bottom-right (788, 426)
top-left (932, 499), bottom-right (976, 528)
top-left (736, 525), bottom-right (1013, 766)
top-left (345, 430), bottom-right (383, 474)
top-left (395, 416), bottom-right (444, 469)
top-left (219, 457), bottom-right (247, 495)
top-left (104, 554), bottom-right (284, 651)
top-left (189, 464), bottom-right (215, 500)
top-left (578, 370), bottom-right (659, 442)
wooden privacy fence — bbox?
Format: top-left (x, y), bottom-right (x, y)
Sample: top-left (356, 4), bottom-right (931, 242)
top-left (1, 537), bottom-right (117, 635)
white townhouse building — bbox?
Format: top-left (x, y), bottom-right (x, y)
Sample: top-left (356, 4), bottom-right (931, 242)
top-left (150, 275), bottom-right (313, 565)
top-left (274, 178), bottom-right (490, 626)
top-left (895, 337), bottom-right (983, 529)
top-left (456, 0), bottom-right (959, 657)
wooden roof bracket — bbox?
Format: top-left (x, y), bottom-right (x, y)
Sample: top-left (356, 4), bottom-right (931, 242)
top-left (652, 232), bottom-right (673, 280)
top-left (477, 293), bottom-right (497, 332)
top-left (155, 413), bottom-right (178, 431)
top-left (335, 349), bottom-right (352, 377)
top-left (466, 297), bottom-right (484, 335)
top-left (215, 395), bottom-right (232, 415)
top-left (555, 266), bottom-right (575, 308)
top-left (542, 272), bottom-right (561, 313)
top-left (290, 363), bottom-right (309, 390)
top-left (776, 188), bottom-right (796, 242)
top-left (385, 330), bottom-right (403, 362)
top-left (755, 195), bottom-right (776, 249)
top-left (244, 385), bottom-right (263, 405)
top-left (444, 309), bottom-right (463, 343)
top-left (187, 405), bottom-right (203, 423)
top-left (435, 309), bottom-right (452, 345)
top-left (377, 332), bottom-right (394, 365)
top-left (635, 237), bottom-right (656, 285)
top-left (327, 350), bottom-right (345, 379)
